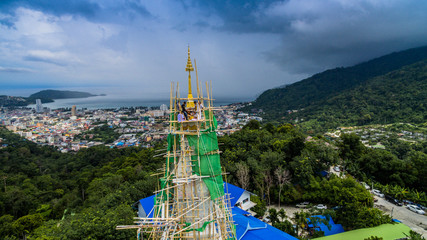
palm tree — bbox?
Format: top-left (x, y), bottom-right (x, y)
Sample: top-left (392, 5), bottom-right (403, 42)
top-left (278, 208), bottom-right (287, 222)
top-left (292, 211), bottom-right (308, 236)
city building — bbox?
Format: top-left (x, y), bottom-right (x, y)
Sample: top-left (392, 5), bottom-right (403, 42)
top-left (160, 104), bottom-right (168, 111)
top-left (71, 105), bottom-right (76, 116)
top-left (36, 99), bottom-right (43, 113)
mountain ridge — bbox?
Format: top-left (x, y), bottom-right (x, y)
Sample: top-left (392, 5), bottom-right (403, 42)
top-left (248, 45), bottom-right (427, 129)
top-left (250, 45), bottom-right (427, 114)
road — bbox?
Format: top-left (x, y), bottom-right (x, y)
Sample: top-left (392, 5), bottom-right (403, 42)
top-left (267, 199), bottom-right (427, 238)
top-left (374, 197), bottom-right (427, 237)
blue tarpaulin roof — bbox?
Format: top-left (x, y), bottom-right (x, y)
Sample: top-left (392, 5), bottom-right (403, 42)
top-left (138, 183), bottom-right (298, 240)
top-left (139, 195), bottom-right (156, 218)
top-left (233, 207), bottom-right (298, 240)
top-left (307, 215), bottom-right (344, 236)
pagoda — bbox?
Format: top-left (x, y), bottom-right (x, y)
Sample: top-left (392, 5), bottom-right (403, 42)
top-left (118, 47), bottom-right (236, 240)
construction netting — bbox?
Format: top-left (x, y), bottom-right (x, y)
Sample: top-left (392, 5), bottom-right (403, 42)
top-left (187, 131), bottom-right (224, 200)
top-left (165, 111), bottom-right (223, 200)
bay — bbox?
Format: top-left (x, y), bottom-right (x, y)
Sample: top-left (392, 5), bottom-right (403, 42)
top-left (28, 95), bottom-right (247, 110)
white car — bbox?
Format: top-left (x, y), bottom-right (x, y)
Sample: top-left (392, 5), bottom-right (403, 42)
top-left (333, 166), bottom-right (340, 172)
top-left (407, 205), bottom-right (426, 215)
top-left (361, 182), bottom-right (370, 190)
top-left (296, 202), bottom-right (310, 208)
top-left (316, 204), bottom-right (327, 210)
top-left (372, 189), bottom-right (384, 198)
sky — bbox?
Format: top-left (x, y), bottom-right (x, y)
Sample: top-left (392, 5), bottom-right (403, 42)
top-left (1, 0), bottom-right (427, 100)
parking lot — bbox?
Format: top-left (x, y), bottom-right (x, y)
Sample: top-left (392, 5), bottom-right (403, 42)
top-left (374, 196), bottom-right (427, 237)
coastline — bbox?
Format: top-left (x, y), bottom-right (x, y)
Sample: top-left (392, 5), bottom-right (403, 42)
top-left (27, 95), bottom-right (248, 110)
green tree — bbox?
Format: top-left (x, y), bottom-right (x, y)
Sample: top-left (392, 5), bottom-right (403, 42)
top-left (12, 214), bottom-right (44, 239)
top-left (243, 120), bottom-right (261, 130)
top-left (251, 195), bottom-right (266, 218)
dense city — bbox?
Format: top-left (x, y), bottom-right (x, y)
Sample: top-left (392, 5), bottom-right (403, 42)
top-left (0, 101), bottom-right (262, 152)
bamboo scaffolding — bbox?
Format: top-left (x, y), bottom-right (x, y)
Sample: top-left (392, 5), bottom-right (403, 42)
top-left (117, 50), bottom-right (235, 240)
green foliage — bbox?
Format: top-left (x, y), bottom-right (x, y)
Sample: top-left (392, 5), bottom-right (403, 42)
top-left (336, 133), bottom-right (427, 194)
top-left (0, 215), bottom-right (15, 238)
top-left (302, 176), bottom-right (373, 207)
top-left (364, 236), bottom-right (384, 240)
top-left (250, 195), bottom-right (266, 218)
top-left (1, 115), bottom-right (425, 239)
top-left (243, 119), bottom-right (261, 130)
top-left (406, 230), bottom-right (426, 240)
top-left (336, 204), bottom-right (392, 230)
top-left (273, 221), bottom-right (295, 237)
top-left (12, 214), bottom-right (44, 239)
top-left (0, 127), bottom-right (163, 239)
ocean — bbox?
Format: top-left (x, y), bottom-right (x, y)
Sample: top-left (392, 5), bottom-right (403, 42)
top-left (27, 95), bottom-right (248, 110)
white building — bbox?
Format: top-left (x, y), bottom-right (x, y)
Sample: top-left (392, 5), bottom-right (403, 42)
top-left (36, 99), bottom-right (43, 113)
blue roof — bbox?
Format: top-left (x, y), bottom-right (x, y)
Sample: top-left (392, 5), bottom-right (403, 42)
top-left (139, 195), bottom-right (156, 218)
top-left (224, 182), bottom-right (245, 206)
top-left (138, 183), bottom-right (298, 240)
top-left (307, 215), bottom-right (344, 236)
top-left (232, 207), bottom-right (297, 240)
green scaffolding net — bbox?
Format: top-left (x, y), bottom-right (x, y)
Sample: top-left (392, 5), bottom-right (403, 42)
top-left (187, 130), bottom-right (224, 200)
top-left (157, 114), bottom-right (224, 209)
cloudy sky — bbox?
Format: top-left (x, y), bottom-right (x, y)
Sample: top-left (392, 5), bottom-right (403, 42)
top-left (1, 0), bottom-right (427, 100)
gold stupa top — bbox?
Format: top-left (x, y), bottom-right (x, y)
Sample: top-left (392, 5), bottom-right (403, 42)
top-left (185, 46), bottom-right (195, 108)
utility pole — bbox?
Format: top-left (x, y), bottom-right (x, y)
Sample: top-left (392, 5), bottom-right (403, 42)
top-left (391, 207), bottom-right (394, 218)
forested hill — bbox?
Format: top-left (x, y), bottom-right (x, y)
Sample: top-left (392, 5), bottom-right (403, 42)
top-left (290, 60), bottom-right (427, 131)
top-left (249, 45), bottom-right (427, 123)
top-left (29, 90), bottom-right (97, 100)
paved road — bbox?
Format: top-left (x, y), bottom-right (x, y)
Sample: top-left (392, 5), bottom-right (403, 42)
top-left (374, 197), bottom-right (427, 237)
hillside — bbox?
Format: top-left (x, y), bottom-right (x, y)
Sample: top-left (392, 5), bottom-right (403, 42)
top-left (249, 45), bottom-right (427, 122)
top-left (295, 60), bottom-right (427, 131)
top-left (29, 90), bottom-right (97, 100)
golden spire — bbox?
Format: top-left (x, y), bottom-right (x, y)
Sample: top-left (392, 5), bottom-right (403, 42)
top-left (185, 46), bottom-right (195, 108)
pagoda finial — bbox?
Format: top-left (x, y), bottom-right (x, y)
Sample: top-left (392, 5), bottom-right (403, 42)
top-left (185, 46), bottom-right (195, 108)
top-left (186, 46), bottom-right (194, 72)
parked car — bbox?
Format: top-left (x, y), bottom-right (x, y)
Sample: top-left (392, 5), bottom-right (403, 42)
top-left (407, 205), bottom-right (426, 215)
top-left (402, 199), bottom-right (415, 206)
top-left (372, 189), bottom-right (384, 198)
top-left (262, 216), bottom-right (271, 223)
top-left (385, 195), bottom-right (403, 206)
top-left (333, 166), bottom-right (340, 172)
top-left (296, 202), bottom-right (310, 208)
top-left (416, 204), bottom-right (427, 211)
top-left (315, 204), bottom-right (327, 210)
top-left (361, 182), bottom-right (370, 190)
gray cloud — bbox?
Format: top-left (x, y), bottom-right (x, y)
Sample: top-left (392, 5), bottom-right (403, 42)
top-left (261, 0), bottom-right (427, 73)
top-left (0, 0), bottom-right (152, 26)
top-left (194, 0), bottom-right (427, 74)
top-left (0, 0), bottom-right (100, 19)
top-left (0, 66), bottom-right (32, 73)
top-left (23, 50), bottom-right (78, 66)
top-left (1, 0), bottom-right (427, 99)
